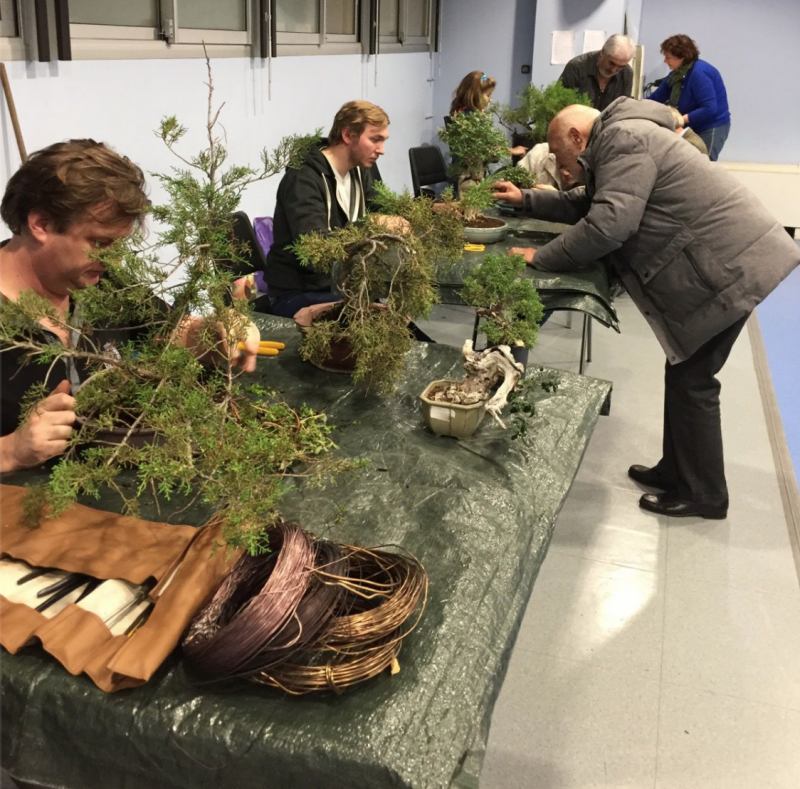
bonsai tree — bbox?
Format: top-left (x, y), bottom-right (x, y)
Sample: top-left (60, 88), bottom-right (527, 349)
top-left (438, 109), bottom-right (510, 219)
top-left (494, 80), bottom-right (593, 145)
top-left (292, 182), bottom-right (464, 395)
top-left (0, 57), bottom-right (353, 555)
top-left (460, 252), bottom-right (545, 349)
top-left (488, 166), bottom-right (537, 190)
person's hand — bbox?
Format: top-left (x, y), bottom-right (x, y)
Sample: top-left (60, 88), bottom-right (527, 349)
top-left (509, 247), bottom-right (536, 266)
top-left (508, 145), bottom-right (528, 157)
top-left (0, 380), bottom-right (75, 473)
top-left (534, 184), bottom-right (558, 191)
top-left (374, 215), bottom-right (411, 234)
top-left (181, 314), bottom-right (261, 373)
top-left (491, 181), bottom-right (523, 206)
top-left (234, 319), bottom-right (262, 373)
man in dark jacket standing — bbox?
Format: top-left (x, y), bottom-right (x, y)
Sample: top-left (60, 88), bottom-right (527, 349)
top-left (265, 100), bottom-right (407, 318)
top-left (559, 34), bottom-right (635, 111)
top-left (493, 98), bottom-right (800, 519)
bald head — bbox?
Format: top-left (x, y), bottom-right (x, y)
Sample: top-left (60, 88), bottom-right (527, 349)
top-left (547, 105), bottom-right (600, 186)
top-left (548, 105), bottom-right (600, 146)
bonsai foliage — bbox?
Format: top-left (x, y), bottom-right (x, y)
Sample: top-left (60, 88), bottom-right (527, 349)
top-left (293, 182), bottom-right (464, 394)
top-left (460, 253), bottom-right (544, 348)
top-left (489, 166), bottom-right (537, 189)
top-left (0, 57), bottom-right (351, 554)
top-left (438, 110), bottom-right (509, 184)
top-left (494, 81), bottom-right (593, 144)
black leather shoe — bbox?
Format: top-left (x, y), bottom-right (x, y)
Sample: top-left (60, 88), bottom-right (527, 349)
top-left (628, 464), bottom-right (677, 491)
top-left (639, 493), bottom-right (727, 520)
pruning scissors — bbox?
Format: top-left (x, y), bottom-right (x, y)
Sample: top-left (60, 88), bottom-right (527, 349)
top-left (237, 340), bottom-right (285, 357)
top-left (463, 243), bottom-right (486, 252)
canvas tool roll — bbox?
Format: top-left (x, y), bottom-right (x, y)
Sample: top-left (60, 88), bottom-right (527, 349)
top-left (0, 484), bottom-right (240, 692)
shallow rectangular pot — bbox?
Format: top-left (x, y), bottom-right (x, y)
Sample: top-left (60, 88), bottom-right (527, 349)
top-left (419, 380), bottom-right (487, 439)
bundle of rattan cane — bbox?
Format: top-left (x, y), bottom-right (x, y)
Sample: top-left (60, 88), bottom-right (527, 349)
top-left (182, 526), bottom-right (428, 694)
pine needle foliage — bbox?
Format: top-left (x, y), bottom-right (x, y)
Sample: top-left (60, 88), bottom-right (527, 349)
top-left (292, 182), bottom-right (464, 394)
top-left (460, 253), bottom-right (545, 349)
top-left (0, 56), bottom-right (353, 554)
top-left (494, 81), bottom-right (594, 144)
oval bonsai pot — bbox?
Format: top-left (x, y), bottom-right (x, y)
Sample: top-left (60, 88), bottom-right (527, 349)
top-left (419, 379), bottom-right (487, 439)
top-left (463, 217), bottom-right (509, 245)
top-left (293, 301), bottom-right (356, 374)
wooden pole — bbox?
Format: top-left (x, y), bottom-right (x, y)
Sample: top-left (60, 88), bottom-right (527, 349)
top-left (0, 62), bottom-right (28, 163)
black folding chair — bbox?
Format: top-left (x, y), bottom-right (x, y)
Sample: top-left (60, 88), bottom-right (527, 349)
top-left (408, 145), bottom-right (450, 199)
top-left (216, 211), bottom-right (268, 277)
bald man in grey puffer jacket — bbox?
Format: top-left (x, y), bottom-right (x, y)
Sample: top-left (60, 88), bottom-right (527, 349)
top-left (493, 97), bottom-right (800, 519)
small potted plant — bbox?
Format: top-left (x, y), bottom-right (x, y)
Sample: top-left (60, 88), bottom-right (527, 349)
top-left (493, 80), bottom-right (593, 150)
top-left (460, 252), bottom-right (545, 369)
top-left (419, 340), bottom-right (524, 439)
top-left (292, 183), bottom-right (464, 395)
top-left (438, 110), bottom-right (511, 244)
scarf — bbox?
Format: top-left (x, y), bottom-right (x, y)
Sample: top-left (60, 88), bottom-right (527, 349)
top-left (668, 59), bottom-right (696, 107)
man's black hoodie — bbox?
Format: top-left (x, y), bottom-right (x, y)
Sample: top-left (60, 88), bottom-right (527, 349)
top-left (265, 141), bottom-right (380, 295)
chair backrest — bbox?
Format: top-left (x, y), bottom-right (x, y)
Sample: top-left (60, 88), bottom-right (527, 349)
top-left (217, 211), bottom-right (268, 277)
top-left (253, 216), bottom-right (274, 258)
top-left (409, 145), bottom-right (449, 197)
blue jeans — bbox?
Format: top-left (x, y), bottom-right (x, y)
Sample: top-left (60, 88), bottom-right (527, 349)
top-left (698, 123), bottom-right (730, 162)
top-left (269, 291), bottom-right (341, 318)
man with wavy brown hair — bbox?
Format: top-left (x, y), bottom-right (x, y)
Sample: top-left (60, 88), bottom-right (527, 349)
top-left (0, 140), bottom-right (260, 473)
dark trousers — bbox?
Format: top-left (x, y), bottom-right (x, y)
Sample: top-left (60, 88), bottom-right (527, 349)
top-left (654, 313), bottom-right (749, 506)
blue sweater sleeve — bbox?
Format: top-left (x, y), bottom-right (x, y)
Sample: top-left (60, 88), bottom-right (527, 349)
top-left (681, 68), bottom-right (718, 130)
top-left (647, 78), bottom-right (670, 105)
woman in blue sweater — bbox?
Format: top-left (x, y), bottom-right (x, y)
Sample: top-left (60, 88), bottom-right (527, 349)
top-left (647, 35), bottom-right (730, 161)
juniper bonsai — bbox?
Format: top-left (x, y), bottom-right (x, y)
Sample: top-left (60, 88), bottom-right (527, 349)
top-left (494, 81), bottom-right (593, 145)
top-left (460, 252), bottom-right (545, 349)
top-left (0, 57), bottom-right (352, 555)
top-left (292, 182), bottom-right (464, 394)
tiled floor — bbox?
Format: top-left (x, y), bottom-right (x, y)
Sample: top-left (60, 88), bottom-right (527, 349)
top-left (417, 297), bottom-right (800, 788)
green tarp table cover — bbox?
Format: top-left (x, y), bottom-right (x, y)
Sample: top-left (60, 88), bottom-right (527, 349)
top-left (1, 318), bottom-right (611, 789)
top-left (438, 216), bottom-right (620, 331)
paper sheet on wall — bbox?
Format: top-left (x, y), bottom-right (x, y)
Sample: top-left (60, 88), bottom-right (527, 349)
top-left (551, 31), bottom-right (575, 65)
top-left (583, 30), bottom-right (607, 54)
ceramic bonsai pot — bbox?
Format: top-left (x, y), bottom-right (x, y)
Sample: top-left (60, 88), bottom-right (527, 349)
top-left (462, 217), bottom-right (509, 245)
top-left (419, 380), bottom-right (487, 439)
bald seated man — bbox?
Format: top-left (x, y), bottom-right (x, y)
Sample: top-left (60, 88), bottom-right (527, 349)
top-left (492, 98), bottom-right (799, 520)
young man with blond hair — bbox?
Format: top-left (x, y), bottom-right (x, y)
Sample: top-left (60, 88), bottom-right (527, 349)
top-left (265, 100), bottom-right (407, 317)
top-left (0, 139), bottom-right (260, 473)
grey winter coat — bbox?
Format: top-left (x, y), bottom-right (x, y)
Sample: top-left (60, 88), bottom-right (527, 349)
top-left (523, 97), bottom-right (800, 363)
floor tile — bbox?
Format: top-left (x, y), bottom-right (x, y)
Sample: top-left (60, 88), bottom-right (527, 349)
top-left (656, 682), bottom-right (800, 789)
top-left (666, 505), bottom-right (800, 597)
top-left (552, 479), bottom-right (667, 573)
top-left (662, 575), bottom-right (800, 709)
top-left (514, 551), bottom-right (665, 680)
top-left (482, 652), bottom-right (660, 789)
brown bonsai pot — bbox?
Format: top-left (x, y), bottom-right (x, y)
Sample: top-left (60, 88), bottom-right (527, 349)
top-left (293, 301), bottom-right (356, 374)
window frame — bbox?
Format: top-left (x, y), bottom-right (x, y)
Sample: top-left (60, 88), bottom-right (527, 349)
top-left (377, 0), bottom-right (432, 52)
top-left (274, 0), bottom-right (360, 53)
top-left (0, 0), bottom-right (19, 37)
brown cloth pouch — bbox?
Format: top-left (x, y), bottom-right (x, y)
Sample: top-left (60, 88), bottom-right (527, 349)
top-left (0, 484), bottom-right (240, 692)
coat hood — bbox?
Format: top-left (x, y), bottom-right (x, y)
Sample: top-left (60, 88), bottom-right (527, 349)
top-left (593, 96), bottom-right (675, 136)
top-left (301, 139), bottom-right (335, 178)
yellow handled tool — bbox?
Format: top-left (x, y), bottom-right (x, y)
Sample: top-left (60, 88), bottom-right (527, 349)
top-left (463, 243), bottom-right (486, 252)
top-left (237, 342), bottom-right (282, 356)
